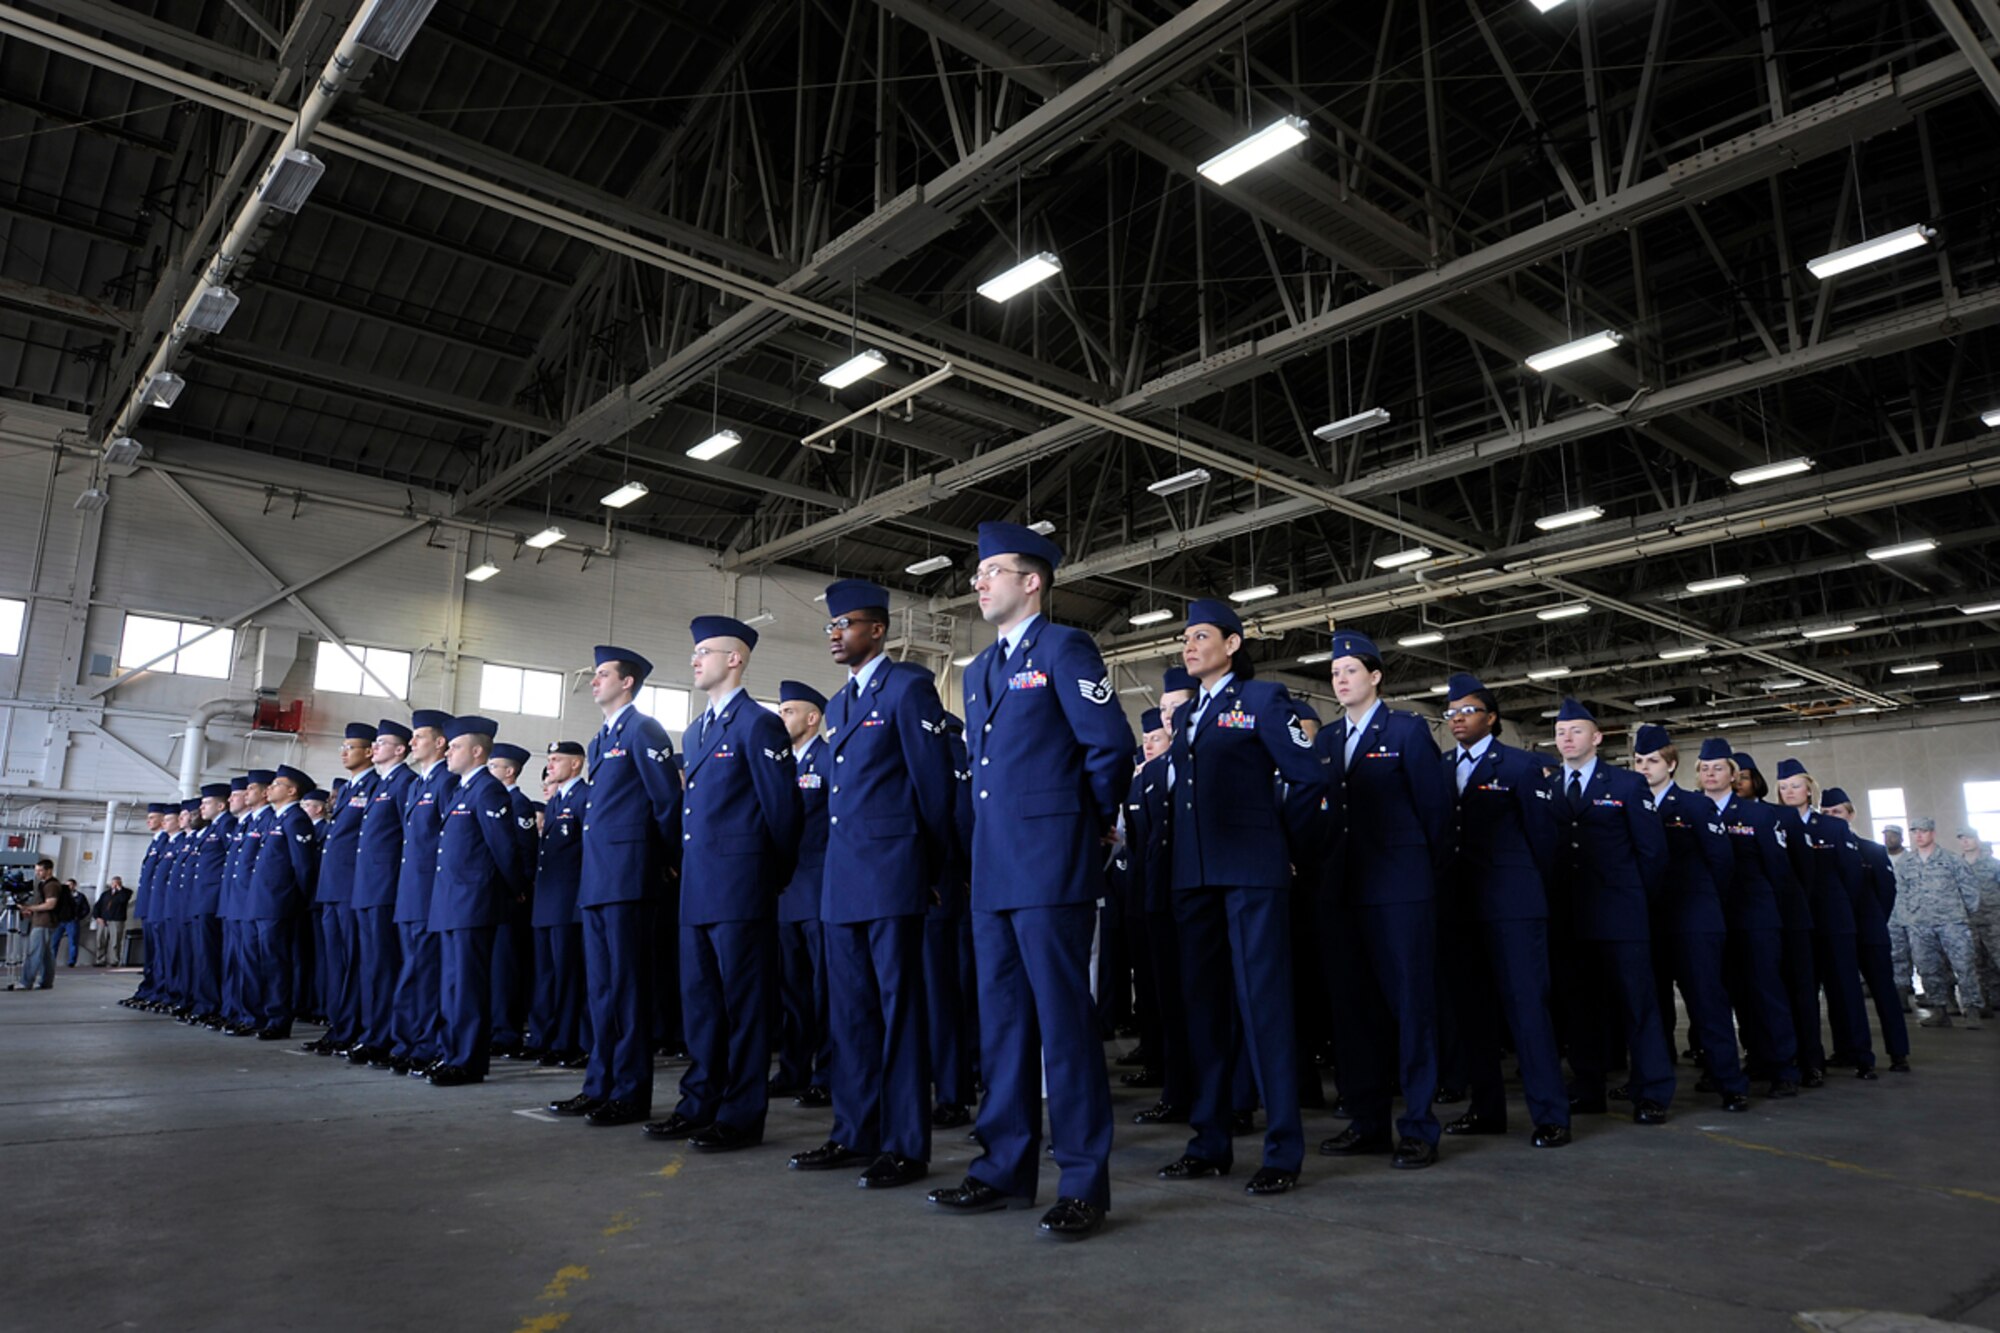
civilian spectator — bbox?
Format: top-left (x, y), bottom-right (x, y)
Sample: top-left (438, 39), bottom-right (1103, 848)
top-left (52, 878), bottom-right (86, 967)
top-left (13, 859), bottom-right (59, 991)
top-left (94, 877), bottom-right (133, 966)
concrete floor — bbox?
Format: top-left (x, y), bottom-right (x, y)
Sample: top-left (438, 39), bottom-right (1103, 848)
top-left (5, 969), bottom-right (1997, 1332)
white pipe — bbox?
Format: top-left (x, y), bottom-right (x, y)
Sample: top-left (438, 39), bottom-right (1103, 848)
top-left (178, 697), bottom-right (250, 798)
top-left (94, 799), bottom-right (117, 892)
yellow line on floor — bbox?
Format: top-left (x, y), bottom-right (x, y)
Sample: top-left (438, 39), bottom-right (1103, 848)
top-left (1698, 1131), bottom-right (2000, 1206)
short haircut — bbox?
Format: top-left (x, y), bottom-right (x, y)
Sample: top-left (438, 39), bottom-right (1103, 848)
top-left (1655, 741), bottom-right (1679, 775)
top-left (1468, 687), bottom-right (1505, 739)
top-left (35, 857), bottom-right (53, 870)
top-left (1018, 553), bottom-right (1054, 592)
top-left (1355, 653), bottom-right (1384, 675)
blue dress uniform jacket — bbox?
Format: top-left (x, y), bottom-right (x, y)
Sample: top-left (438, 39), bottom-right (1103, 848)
top-left (1650, 785), bottom-right (1750, 1097)
top-left (185, 814), bottom-right (231, 1017)
top-left (189, 818), bottom-right (230, 918)
top-left (678, 697), bottom-right (801, 924)
top-left (134, 832), bottom-right (165, 922)
top-left (1324, 707), bottom-right (1452, 905)
top-left (246, 807), bottom-right (317, 921)
top-left (350, 766), bottom-right (413, 1055)
top-left (1851, 834), bottom-right (1910, 1061)
top-left (533, 780), bottom-right (586, 927)
top-left (774, 735), bottom-right (832, 1095)
top-left (1653, 785), bottom-right (1732, 936)
top-left (1713, 791), bottom-right (1801, 1083)
top-left (960, 617), bottom-right (1133, 1208)
top-left (1714, 793), bottom-right (1790, 932)
top-left (317, 770), bottom-right (378, 907)
top-left (1785, 808), bottom-right (1875, 1072)
top-left (394, 765), bottom-right (460, 925)
top-left (821, 660), bottom-right (956, 921)
top-left (1444, 740), bottom-right (1556, 920)
top-left (1168, 678), bottom-right (1327, 892)
top-left (431, 768), bottom-right (530, 1075)
top-left (529, 777), bottom-right (588, 1059)
top-left (777, 736), bottom-right (829, 925)
top-left (352, 767), bottom-right (415, 910)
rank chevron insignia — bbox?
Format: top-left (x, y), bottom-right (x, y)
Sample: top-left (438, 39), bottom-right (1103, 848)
top-left (1077, 675), bottom-right (1114, 705)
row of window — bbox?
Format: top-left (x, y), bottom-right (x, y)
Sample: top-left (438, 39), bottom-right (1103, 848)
top-left (1870, 785), bottom-right (2000, 845)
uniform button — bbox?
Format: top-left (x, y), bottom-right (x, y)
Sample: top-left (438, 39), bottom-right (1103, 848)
top-left (683, 807), bottom-right (691, 817)
top-left (831, 786), bottom-right (839, 794)
top-left (979, 757), bottom-right (989, 766)
top-left (837, 755), bottom-right (846, 763)
top-left (582, 824), bottom-right (589, 831)
top-left (683, 833), bottom-right (691, 842)
top-left (830, 815), bottom-right (839, 825)
top-left (980, 791), bottom-right (989, 800)
top-left (983, 723), bottom-right (992, 732)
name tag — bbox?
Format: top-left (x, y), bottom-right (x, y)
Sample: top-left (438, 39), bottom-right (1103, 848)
top-left (1007, 670), bottom-right (1050, 691)
top-left (1217, 711), bottom-right (1257, 730)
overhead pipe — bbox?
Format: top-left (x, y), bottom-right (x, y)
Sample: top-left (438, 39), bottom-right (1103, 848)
top-left (177, 697), bottom-right (252, 798)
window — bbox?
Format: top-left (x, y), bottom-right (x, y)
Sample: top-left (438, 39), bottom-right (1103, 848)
top-left (0, 597), bottom-right (22, 655)
top-left (636, 684), bottom-right (691, 733)
top-left (313, 641), bottom-right (412, 699)
top-left (1966, 782), bottom-right (2000, 845)
top-left (1867, 787), bottom-right (1908, 845)
top-left (480, 663), bottom-right (564, 717)
top-left (118, 613), bottom-right (235, 679)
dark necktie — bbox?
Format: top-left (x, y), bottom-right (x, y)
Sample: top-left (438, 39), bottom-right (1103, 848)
top-left (1459, 749), bottom-right (1476, 766)
top-left (850, 678), bottom-right (862, 702)
top-left (692, 711), bottom-right (710, 754)
top-left (1567, 771), bottom-right (1583, 811)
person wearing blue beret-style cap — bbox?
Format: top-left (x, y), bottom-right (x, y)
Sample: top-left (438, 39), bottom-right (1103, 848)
top-left (929, 520), bottom-right (1131, 1237)
top-left (121, 802), bottom-right (174, 1007)
top-left (549, 637), bottom-right (682, 1125)
top-left (1548, 698), bottom-right (1676, 1122)
top-left (384, 708), bottom-right (462, 1074)
top-left (480, 737), bottom-right (540, 1063)
top-left (236, 760), bottom-right (319, 1040)
top-left (302, 712), bottom-right (383, 1055)
top-left (1628, 725), bottom-right (1753, 1111)
top-left (340, 715), bottom-right (417, 1065)
top-left (1436, 670), bottom-right (1572, 1145)
top-left (1814, 786), bottom-right (1912, 1069)
top-left (1772, 755), bottom-right (1878, 1078)
top-left (1140, 707), bottom-right (1163, 735)
top-left (779, 679), bottom-right (827, 713)
top-left (1315, 627), bottom-right (1453, 1166)
top-left (823, 579), bottom-right (890, 622)
top-left (1691, 738), bottom-right (1804, 1095)
top-left (528, 734), bottom-right (591, 1071)
top-left (1731, 749), bottom-right (1821, 1082)
top-left (175, 781), bottom-right (238, 1025)
top-left (1125, 686), bottom-right (1190, 1127)
top-left (216, 768), bottom-right (277, 1032)
top-left (1146, 595), bottom-right (1326, 1195)
top-left (771, 682), bottom-right (834, 1106)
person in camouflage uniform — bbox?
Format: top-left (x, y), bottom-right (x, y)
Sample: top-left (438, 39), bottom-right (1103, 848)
top-left (1956, 829), bottom-right (2000, 1020)
top-left (1895, 818), bottom-right (1983, 1029)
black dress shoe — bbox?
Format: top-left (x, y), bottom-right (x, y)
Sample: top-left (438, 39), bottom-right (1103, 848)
top-left (1114, 1048), bottom-right (1152, 1067)
top-left (1532, 1124), bottom-right (1572, 1148)
top-left (1131, 1101), bottom-right (1188, 1125)
top-left (346, 1044), bottom-right (380, 1066)
top-left (928, 1178), bottom-right (1025, 1213)
top-left (1433, 1085), bottom-right (1467, 1105)
top-left (559, 1051), bottom-right (589, 1069)
top-left (1855, 1067), bottom-right (1879, 1080)
top-left (1606, 1083), bottom-right (1631, 1102)
top-left (1245, 1167), bottom-right (1299, 1195)
top-left (488, 1042), bottom-right (522, 1061)
top-left (1443, 1111), bottom-right (1507, 1137)
top-left (1825, 1052), bottom-right (1858, 1068)
top-left (548, 1093), bottom-right (604, 1117)
top-left (931, 1103), bottom-right (972, 1129)
top-left (689, 1122), bottom-right (761, 1152)
top-left (1038, 1198), bottom-right (1103, 1240)
top-left (299, 1037), bottom-right (328, 1054)
top-left (789, 1140), bottom-right (865, 1171)
top-left (388, 1056), bottom-right (412, 1075)
top-left (1392, 1139), bottom-right (1439, 1169)
top-left (1767, 1080), bottom-right (1799, 1099)
top-left (1721, 1093), bottom-right (1751, 1113)
top-left (428, 1065), bottom-right (482, 1087)
top-left (1889, 1058), bottom-right (1911, 1073)
top-left (256, 1028), bottom-right (291, 1041)
top-left (516, 1046), bottom-right (546, 1063)
top-left (410, 1061), bottom-right (438, 1078)
top-left (1631, 1100), bottom-right (1668, 1125)
top-left (1694, 1075), bottom-right (1718, 1094)
top-left (1119, 1068), bottom-right (1163, 1088)
top-left (1156, 1154), bottom-right (1229, 1180)
top-left (1318, 1127), bottom-right (1392, 1157)
top-left (1567, 1094), bottom-right (1610, 1115)
top-left (642, 1112), bottom-right (707, 1140)
top-left (540, 1051), bottom-right (567, 1067)
top-left (1328, 1099), bottom-right (1355, 1119)
top-left (793, 1086), bottom-right (832, 1109)
top-left (586, 1098), bottom-right (649, 1127)
top-left (1229, 1109), bottom-right (1256, 1136)
top-left (1800, 1069), bottom-right (1825, 1089)
top-left (858, 1153), bottom-right (927, 1188)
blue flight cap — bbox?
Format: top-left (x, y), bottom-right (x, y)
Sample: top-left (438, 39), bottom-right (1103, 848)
top-left (1697, 738), bottom-right (1734, 763)
top-left (377, 719), bottom-right (412, 743)
top-left (411, 708), bottom-right (453, 733)
top-left (1328, 630), bottom-right (1380, 663)
top-left (1185, 598), bottom-right (1243, 638)
top-left (228, 777), bottom-right (249, 793)
top-left (491, 743), bottom-right (531, 766)
top-left (1821, 786), bottom-right (1851, 806)
top-left (977, 521), bottom-right (1064, 570)
top-left (1633, 723), bottom-right (1671, 755)
top-left (246, 769), bottom-right (276, 786)
top-left (1555, 698), bottom-right (1595, 724)
top-left (824, 579), bottom-right (890, 619)
top-left (1774, 757), bottom-right (1807, 781)
top-left (146, 802), bottom-right (168, 815)
top-left (344, 721), bottom-right (377, 741)
top-left (180, 797), bottom-right (201, 814)
top-left (304, 789), bottom-right (330, 803)
top-left (273, 764), bottom-right (313, 792)
top-left (546, 740), bottom-right (585, 757)
top-left (1733, 751), bottom-right (1758, 773)
top-left (444, 714), bottom-right (500, 742)
top-left (1162, 666), bottom-right (1197, 694)
top-left (1446, 672), bottom-right (1486, 699)
top-left (779, 680), bottom-right (828, 711)
top-left (690, 615), bottom-right (758, 651)
top-left (1140, 707), bottom-right (1163, 732)
top-left (199, 783), bottom-right (230, 800)
top-left (594, 645), bottom-right (653, 685)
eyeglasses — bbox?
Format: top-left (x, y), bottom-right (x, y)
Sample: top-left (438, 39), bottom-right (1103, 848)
top-left (969, 565), bottom-right (1028, 589)
top-left (1441, 705), bottom-right (1488, 720)
top-left (824, 617), bottom-right (883, 634)
top-left (690, 646), bottom-right (726, 659)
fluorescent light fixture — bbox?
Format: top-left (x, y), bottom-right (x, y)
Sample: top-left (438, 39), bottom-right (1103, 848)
top-left (743, 612), bottom-right (776, 629)
top-left (1397, 631), bottom-right (1445, 648)
top-left (1961, 601), bottom-right (2000, 615)
top-left (1026, 520), bottom-right (1056, 536)
top-left (1785, 740), bottom-right (1813, 747)
top-left (1228, 583), bottom-right (1279, 603)
top-left (73, 486), bottom-right (109, 513)
top-left (1730, 457), bottom-right (1814, 486)
top-left (1198, 116), bottom-right (1310, 185)
top-left (1527, 666), bottom-right (1572, 680)
top-left (1962, 693), bottom-right (1995, 703)
top-left (905, 555), bottom-right (953, 576)
top-left (1313, 408), bottom-right (1391, 443)
top-left (1806, 223), bottom-right (1935, 280)
top-left (1685, 574), bottom-right (1749, 594)
top-left (952, 654), bottom-right (978, 668)
top-left (1296, 651), bottom-right (1333, 665)
top-left (465, 562), bottom-right (500, 583)
top-left (1761, 678), bottom-right (1806, 691)
top-left (1525, 330), bottom-right (1623, 374)
top-left (524, 526), bottom-right (566, 550)
top-left (1852, 706), bottom-right (1883, 715)
top-left (687, 429), bottom-right (742, 462)
top-left (1983, 409), bottom-right (2000, 428)
top-left (182, 284), bottom-right (240, 335)
top-left (1867, 537), bottom-right (1937, 561)
top-left (1429, 684), bottom-right (1450, 695)
top-left (818, 349), bottom-right (887, 389)
top-left (1716, 718), bottom-right (1758, 728)
top-left (600, 480), bottom-right (648, 509)
top-left (1888, 661), bottom-right (1942, 675)
top-left (354, 0), bottom-right (440, 59)
top-left (1540, 708), bottom-right (1562, 719)
top-left (101, 436), bottom-right (144, 469)
top-left (1147, 467), bottom-right (1212, 498)
top-left (1536, 603), bottom-right (1590, 621)
top-left (1529, 0), bottom-right (1572, 11)
top-left (141, 372), bottom-right (186, 408)
top-left (977, 252), bottom-right (1062, 302)
top-left (1128, 609), bottom-right (1173, 627)
top-left (1535, 504), bottom-right (1605, 531)
top-left (1633, 695), bottom-right (1677, 708)
top-left (1659, 645), bottom-right (1709, 660)
top-left (1802, 623), bottom-right (1857, 639)
top-left (1374, 547), bottom-right (1434, 570)
top-left (257, 149), bottom-right (325, 214)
